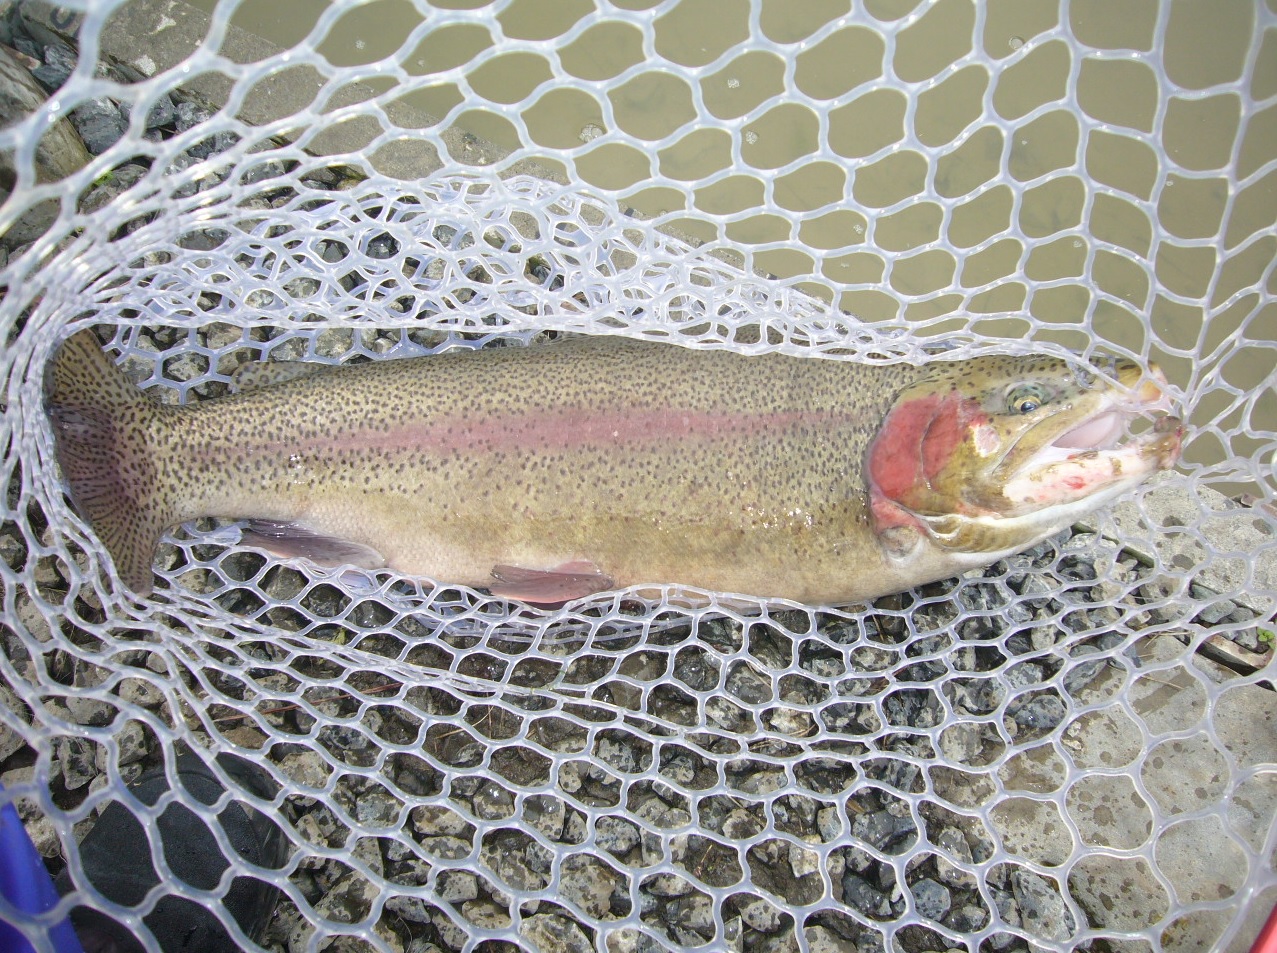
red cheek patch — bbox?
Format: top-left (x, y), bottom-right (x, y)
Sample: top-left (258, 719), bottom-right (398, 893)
top-left (868, 391), bottom-right (989, 503)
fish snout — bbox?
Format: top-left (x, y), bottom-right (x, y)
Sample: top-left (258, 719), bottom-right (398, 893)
top-left (1115, 360), bottom-right (1174, 411)
top-left (1151, 413), bottom-right (1186, 468)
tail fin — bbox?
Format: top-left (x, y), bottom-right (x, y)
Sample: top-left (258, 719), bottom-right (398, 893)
top-left (44, 330), bottom-right (173, 595)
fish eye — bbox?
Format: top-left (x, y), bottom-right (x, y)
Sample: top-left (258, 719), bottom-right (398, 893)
top-left (1006, 382), bottom-right (1050, 415)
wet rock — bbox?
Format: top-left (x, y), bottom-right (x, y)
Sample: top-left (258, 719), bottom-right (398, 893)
top-left (911, 878), bottom-right (951, 920)
top-left (117, 675), bottom-right (166, 708)
top-left (632, 794), bottom-right (690, 830)
top-left (1003, 661), bottom-right (1045, 690)
top-left (938, 722), bottom-right (984, 763)
top-left (520, 913), bottom-right (595, 953)
top-left (934, 829), bottom-right (977, 890)
top-left (320, 869), bottom-right (379, 924)
top-left (0, 525), bottom-right (26, 571)
top-left (1011, 868), bottom-right (1074, 942)
top-left (0, 44), bottom-right (90, 183)
top-left (1195, 597), bottom-right (1237, 625)
top-left (851, 809), bottom-right (916, 853)
top-left (353, 787), bottom-right (401, 827)
top-left (273, 279), bottom-right (319, 308)
top-left (436, 870), bottom-right (478, 903)
top-left (66, 693), bottom-right (115, 728)
top-left (658, 890), bottom-right (715, 944)
top-left (411, 803), bottom-right (471, 840)
top-left (596, 815), bottom-right (641, 857)
top-left (175, 100), bottom-right (237, 159)
top-left (1008, 691), bottom-right (1066, 731)
top-left (78, 162), bottom-right (148, 214)
top-left (461, 898), bottom-right (510, 930)
top-left (0, 689), bottom-right (24, 761)
top-left (841, 872), bottom-right (893, 919)
top-left (352, 836), bottom-right (385, 880)
top-left (30, 42), bottom-right (76, 90)
top-left (738, 896), bottom-right (784, 932)
top-left (8, 31), bottom-right (39, 58)
top-left (174, 100), bottom-right (211, 131)
top-left (138, 92), bottom-right (177, 130)
top-left (644, 872), bottom-right (693, 898)
top-left (483, 831), bottom-right (551, 892)
top-left (946, 904), bottom-right (989, 932)
top-left (287, 871), bottom-right (380, 951)
top-left (0, 715), bottom-right (22, 756)
top-left (276, 749), bottom-right (330, 792)
top-left (367, 232), bottom-right (399, 259)
top-left (56, 736), bottom-right (97, 790)
top-left (947, 678), bottom-right (1002, 716)
top-left (472, 780), bottom-right (516, 820)
top-left (426, 909), bottom-right (469, 950)
top-left (725, 660), bottom-right (772, 704)
top-left (1062, 653), bottom-right (1108, 696)
top-left (595, 732), bottom-right (646, 774)
top-left (788, 842), bottom-right (820, 878)
top-left (422, 832), bottom-right (475, 861)
top-left (22, 812), bottom-right (60, 858)
top-left (240, 157), bottom-right (289, 184)
top-left (806, 924), bottom-right (880, 953)
top-left (815, 805), bottom-right (844, 842)
top-left (98, 720), bottom-right (148, 768)
top-left (177, 226), bottom-right (228, 251)
top-left (561, 856), bottom-right (623, 918)
top-left (69, 98), bottom-right (127, 154)
top-left (163, 151), bottom-right (200, 198)
top-left (382, 895), bottom-right (431, 925)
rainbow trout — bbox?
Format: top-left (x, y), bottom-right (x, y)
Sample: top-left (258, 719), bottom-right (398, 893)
top-left (45, 330), bottom-right (1182, 605)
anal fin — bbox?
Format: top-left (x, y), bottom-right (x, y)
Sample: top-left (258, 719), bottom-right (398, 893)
top-left (489, 560), bottom-right (614, 606)
top-left (240, 520), bottom-right (386, 570)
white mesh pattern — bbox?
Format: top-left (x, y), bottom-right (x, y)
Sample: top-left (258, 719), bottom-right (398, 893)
top-left (0, 1), bottom-right (1274, 952)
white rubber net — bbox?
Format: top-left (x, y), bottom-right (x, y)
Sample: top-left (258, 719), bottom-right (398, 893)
top-left (1, 1), bottom-right (1274, 951)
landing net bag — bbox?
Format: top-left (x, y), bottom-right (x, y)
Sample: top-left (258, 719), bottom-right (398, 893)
top-left (0, 1), bottom-right (1274, 951)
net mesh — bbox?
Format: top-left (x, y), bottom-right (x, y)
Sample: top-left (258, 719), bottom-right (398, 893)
top-left (1, 1), bottom-right (1274, 951)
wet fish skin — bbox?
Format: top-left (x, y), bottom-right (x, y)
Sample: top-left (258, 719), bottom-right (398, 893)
top-left (44, 330), bottom-right (1182, 605)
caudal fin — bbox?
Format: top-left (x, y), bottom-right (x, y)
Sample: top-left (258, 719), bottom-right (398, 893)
top-left (44, 330), bottom-right (173, 595)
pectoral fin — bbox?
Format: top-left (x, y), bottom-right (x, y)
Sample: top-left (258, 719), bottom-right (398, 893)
top-left (489, 560), bottom-right (614, 605)
top-left (240, 520), bottom-right (386, 570)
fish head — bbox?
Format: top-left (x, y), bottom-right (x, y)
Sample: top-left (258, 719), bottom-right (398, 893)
top-left (866, 354), bottom-right (1184, 557)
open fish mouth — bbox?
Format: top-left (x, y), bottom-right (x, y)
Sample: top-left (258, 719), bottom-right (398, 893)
top-left (1053, 409), bottom-right (1127, 450)
top-left (1041, 408), bottom-right (1182, 458)
top-left (1029, 363), bottom-right (1182, 467)
top-left (1003, 368), bottom-right (1185, 510)
top-left (1021, 403), bottom-right (1179, 472)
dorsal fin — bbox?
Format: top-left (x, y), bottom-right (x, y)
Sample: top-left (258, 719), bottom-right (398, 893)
top-left (230, 360), bottom-right (331, 393)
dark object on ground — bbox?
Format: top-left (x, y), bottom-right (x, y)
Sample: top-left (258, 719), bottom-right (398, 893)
top-left (54, 750), bottom-right (287, 953)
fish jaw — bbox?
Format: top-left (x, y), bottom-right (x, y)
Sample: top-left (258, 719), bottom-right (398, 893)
top-left (1002, 413), bottom-right (1183, 511)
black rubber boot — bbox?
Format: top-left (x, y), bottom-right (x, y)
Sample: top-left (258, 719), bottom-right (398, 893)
top-left (54, 749), bottom-right (287, 953)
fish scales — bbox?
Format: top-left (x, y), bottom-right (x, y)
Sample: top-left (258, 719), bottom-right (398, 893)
top-left (45, 331), bottom-right (1183, 604)
top-left (166, 338), bottom-right (915, 603)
